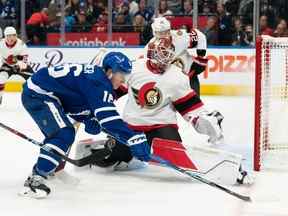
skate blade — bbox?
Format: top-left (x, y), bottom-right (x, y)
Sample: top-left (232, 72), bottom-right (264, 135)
top-left (18, 187), bottom-right (49, 199)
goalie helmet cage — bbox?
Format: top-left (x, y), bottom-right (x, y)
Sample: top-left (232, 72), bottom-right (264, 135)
top-left (254, 35), bottom-right (288, 171)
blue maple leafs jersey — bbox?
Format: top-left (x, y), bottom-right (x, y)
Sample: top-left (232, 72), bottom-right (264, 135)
top-left (23, 63), bottom-right (136, 142)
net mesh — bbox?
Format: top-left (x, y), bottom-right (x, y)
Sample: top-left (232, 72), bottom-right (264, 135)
top-left (258, 36), bottom-right (288, 169)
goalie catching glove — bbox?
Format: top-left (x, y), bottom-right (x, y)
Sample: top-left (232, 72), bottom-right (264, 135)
top-left (186, 110), bottom-right (224, 145)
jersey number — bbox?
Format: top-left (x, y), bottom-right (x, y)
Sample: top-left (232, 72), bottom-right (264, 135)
top-left (103, 91), bottom-right (114, 103)
top-left (48, 64), bottom-right (84, 78)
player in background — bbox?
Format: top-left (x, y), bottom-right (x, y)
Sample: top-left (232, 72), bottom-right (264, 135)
top-left (145, 17), bottom-right (208, 95)
top-left (0, 26), bottom-right (33, 105)
top-left (20, 52), bottom-right (151, 199)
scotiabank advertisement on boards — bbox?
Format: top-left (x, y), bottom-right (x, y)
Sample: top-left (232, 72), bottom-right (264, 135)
top-left (21, 47), bottom-right (255, 95)
top-left (47, 33), bottom-right (140, 47)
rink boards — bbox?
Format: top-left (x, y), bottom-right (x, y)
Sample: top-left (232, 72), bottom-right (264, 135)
top-left (5, 47), bottom-right (255, 96)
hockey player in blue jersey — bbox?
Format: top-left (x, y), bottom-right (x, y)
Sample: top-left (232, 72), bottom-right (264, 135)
top-left (20, 52), bottom-right (151, 198)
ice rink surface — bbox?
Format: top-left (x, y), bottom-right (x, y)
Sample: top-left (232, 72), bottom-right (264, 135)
top-left (0, 93), bottom-right (288, 216)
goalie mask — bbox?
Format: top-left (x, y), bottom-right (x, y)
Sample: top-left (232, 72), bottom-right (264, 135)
top-left (147, 38), bottom-right (175, 73)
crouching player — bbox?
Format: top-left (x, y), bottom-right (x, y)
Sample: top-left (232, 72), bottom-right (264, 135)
top-left (78, 40), bottom-right (253, 185)
top-left (20, 52), bottom-right (151, 198)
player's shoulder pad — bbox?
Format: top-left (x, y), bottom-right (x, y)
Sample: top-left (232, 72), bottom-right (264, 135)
top-left (148, 37), bottom-right (157, 44)
top-left (193, 28), bottom-right (206, 40)
top-left (16, 38), bottom-right (24, 45)
top-left (84, 65), bottom-right (113, 89)
top-left (16, 38), bottom-right (28, 49)
top-left (131, 58), bottom-right (146, 73)
top-left (166, 64), bottom-right (189, 85)
top-left (171, 29), bottom-right (187, 37)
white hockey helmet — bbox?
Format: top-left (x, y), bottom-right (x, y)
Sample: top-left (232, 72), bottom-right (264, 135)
top-left (4, 26), bottom-right (17, 37)
top-left (151, 17), bottom-right (171, 38)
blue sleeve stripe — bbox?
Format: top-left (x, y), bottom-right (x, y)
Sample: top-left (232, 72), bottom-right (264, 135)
top-left (94, 107), bottom-right (117, 116)
top-left (97, 110), bottom-right (120, 120)
top-left (99, 116), bottom-right (122, 125)
top-left (45, 143), bottom-right (66, 155)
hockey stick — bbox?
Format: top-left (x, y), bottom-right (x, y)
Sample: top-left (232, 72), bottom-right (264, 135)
top-left (100, 127), bottom-right (251, 202)
top-left (152, 138), bottom-right (241, 175)
top-left (0, 122), bottom-right (111, 167)
top-left (151, 155), bottom-right (251, 202)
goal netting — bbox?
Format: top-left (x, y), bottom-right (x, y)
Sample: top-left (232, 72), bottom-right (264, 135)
top-left (254, 35), bottom-right (288, 171)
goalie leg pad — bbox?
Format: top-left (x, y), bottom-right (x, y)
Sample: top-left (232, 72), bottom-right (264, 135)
top-left (152, 138), bottom-right (247, 185)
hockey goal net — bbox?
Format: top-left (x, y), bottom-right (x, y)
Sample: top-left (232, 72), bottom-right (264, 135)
top-left (254, 35), bottom-right (288, 171)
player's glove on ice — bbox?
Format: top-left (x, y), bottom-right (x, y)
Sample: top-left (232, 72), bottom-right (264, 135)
top-left (84, 118), bottom-right (101, 135)
top-left (127, 133), bottom-right (151, 162)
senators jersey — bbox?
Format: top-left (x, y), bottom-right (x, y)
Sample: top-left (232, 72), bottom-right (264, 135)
top-left (0, 38), bottom-right (28, 67)
top-left (144, 29), bottom-right (207, 74)
top-left (122, 58), bottom-right (203, 131)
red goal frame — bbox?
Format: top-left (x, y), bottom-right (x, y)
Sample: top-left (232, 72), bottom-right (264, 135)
top-left (254, 36), bottom-right (262, 171)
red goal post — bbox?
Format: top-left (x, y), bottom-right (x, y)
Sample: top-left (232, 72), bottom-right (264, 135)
top-left (254, 35), bottom-right (288, 171)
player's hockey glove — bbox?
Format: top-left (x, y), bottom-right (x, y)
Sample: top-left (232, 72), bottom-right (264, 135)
top-left (189, 56), bottom-right (208, 77)
top-left (127, 133), bottom-right (151, 162)
top-left (83, 118), bottom-right (101, 135)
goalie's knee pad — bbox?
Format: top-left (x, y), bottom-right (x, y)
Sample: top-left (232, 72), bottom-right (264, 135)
top-left (75, 137), bottom-right (133, 169)
top-left (192, 110), bottom-right (224, 145)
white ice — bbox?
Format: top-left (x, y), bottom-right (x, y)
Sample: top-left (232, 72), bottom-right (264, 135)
top-left (0, 93), bottom-right (288, 216)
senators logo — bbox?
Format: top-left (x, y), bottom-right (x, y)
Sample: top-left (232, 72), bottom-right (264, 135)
top-left (132, 82), bottom-right (162, 109)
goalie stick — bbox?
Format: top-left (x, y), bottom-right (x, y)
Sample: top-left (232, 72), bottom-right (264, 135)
top-left (151, 154), bottom-right (251, 202)
top-left (152, 138), bottom-right (241, 175)
top-left (0, 122), bottom-right (111, 167)
top-left (100, 127), bottom-right (251, 202)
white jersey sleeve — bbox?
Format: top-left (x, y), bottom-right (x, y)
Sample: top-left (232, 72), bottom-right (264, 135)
top-left (168, 65), bottom-right (193, 101)
top-left (167, 65), bottom-right (204, 116)
top-left (19, 42), bottom-right (28, 62)
top-left (193, 29), bottom-right (207, 50)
